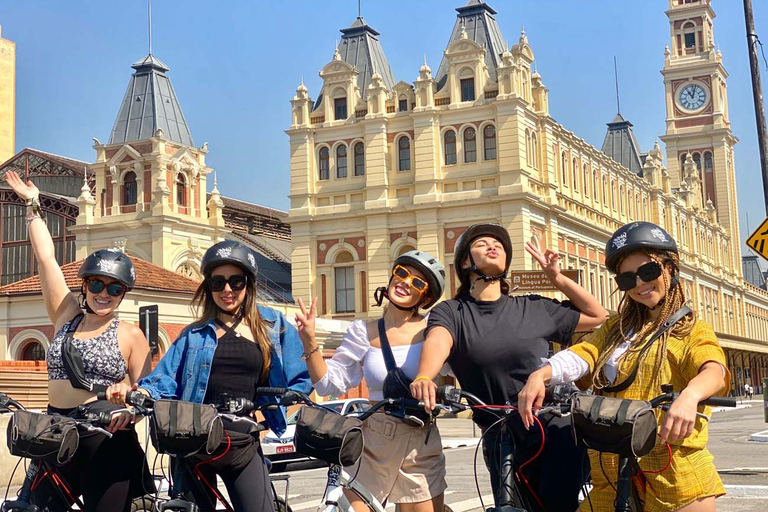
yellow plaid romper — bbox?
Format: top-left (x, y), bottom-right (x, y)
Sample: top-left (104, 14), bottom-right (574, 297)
top-left (568, 317), bottom-right (731, 512)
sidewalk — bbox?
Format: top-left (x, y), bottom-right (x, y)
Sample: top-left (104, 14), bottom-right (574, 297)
top-left (437, 417), bottom-right (481, 449)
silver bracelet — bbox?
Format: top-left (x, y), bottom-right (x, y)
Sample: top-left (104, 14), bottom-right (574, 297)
top-left (301, 346), bottom-right (321, 361)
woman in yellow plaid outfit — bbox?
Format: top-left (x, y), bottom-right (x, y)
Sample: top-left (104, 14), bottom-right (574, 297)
top-left (519, 221), bottom-right (730, 512)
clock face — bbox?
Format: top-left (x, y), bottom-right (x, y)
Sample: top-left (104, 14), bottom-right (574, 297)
top-left (678, 84), bottom-right (708, 111)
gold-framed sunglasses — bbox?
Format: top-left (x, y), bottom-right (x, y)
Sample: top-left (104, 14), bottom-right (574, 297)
top-left (392, 265), bottom-right (429, 293)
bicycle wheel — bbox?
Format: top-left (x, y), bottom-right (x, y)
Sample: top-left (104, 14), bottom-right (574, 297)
top-left (130, 495), bottom-right (156, 512)
top-left (275, 495), bottom-right (292, 512)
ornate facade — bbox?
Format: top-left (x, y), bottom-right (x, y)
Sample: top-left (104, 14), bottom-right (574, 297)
top-left (288, 0), bottom-right (768, 395)
top-left (0, 25), bottom-right (15, 164)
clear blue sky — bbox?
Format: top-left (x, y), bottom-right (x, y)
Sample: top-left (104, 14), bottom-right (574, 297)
top-left (2, 0), bottom-right (768, 247)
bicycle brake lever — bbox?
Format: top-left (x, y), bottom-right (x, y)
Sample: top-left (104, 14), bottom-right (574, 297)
top-left (403, 415), bottom-right (425, 428)
top-left (85, 425), bottom-right (113, 438)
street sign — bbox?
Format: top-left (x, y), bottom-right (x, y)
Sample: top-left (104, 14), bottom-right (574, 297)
top-left (746, 217), bottom-right (768, 261)
top-left (508, 269), bottom-right (581, 292)
top-left (139, 305), bottom-right (159, 355)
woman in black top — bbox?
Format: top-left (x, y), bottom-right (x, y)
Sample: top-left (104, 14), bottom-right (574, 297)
top-left (411, 223), bottom-right (607, 512)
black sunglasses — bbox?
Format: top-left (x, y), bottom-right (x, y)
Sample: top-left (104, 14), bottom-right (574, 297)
top-left (208, 275), bottom-right (247, 292)
top-left (87, 279), bottom-right (126, 297)
top-left (614, 261), bottom-right (663, 292)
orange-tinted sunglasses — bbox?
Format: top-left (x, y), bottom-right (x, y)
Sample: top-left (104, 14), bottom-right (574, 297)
top-left (392, 265), bottom-right (429, 293)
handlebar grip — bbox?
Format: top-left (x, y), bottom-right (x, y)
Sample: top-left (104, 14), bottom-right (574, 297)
top-left (255, 387), bottom-right (288, 397)
top-left (700, 396), bottom-right (737, 408)
top-left (96, 391), bottom-right (107, 401)
top-left (125, 390), bottom-right (154, 407)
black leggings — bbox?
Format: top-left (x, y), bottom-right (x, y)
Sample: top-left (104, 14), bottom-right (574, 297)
top-left (481, 413), bottom-right (589, 512)
top-left (185, 432), bottom-right (274, 512)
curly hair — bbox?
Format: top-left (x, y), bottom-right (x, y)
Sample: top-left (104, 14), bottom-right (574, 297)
top-left (592, 249), bottom-right (695, 390)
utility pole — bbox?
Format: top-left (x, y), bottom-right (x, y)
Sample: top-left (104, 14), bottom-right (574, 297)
top-left (744, 0), bottom-right (768, 215)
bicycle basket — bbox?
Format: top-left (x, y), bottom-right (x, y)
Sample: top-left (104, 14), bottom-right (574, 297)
top-left (294, 406), bottom-right (363, 467)
top-left (150, 400), bottom-right (223, 457)
top-left (8, 410), bottom-right (79, 464)
top-left (571, 394), bottom-right (657, 458)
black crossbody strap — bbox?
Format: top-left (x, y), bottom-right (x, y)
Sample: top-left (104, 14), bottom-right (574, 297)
top-left (214, 317), bottom-right (243, 337)
top-left (603, 306), bottom-right (692, 394)
top-left (377, 318), bottom-right (398, 372)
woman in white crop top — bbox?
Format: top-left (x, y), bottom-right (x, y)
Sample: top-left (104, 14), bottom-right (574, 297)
top-left (295, 250), bottom-right (447, 512)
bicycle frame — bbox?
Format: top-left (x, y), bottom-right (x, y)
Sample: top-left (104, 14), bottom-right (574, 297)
top-left (317, 464), bottom-right (387, 512)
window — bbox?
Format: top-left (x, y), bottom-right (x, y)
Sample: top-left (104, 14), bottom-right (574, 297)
top-left (398, 137), bottom-right (411, 171)
top-left (464, 128), bottom-right (477, 163)
top-left (684, 31), bottom-right (696, 49)
top-left (334, 97), bottom-right (347, 120)
top-left (319, 147), bottom-right (330, 180)
top-left (583, 165), bottom-right (589, 195)
top-left (399, 97), bottom-right (408, 112)
top-left (530, 132), bottom-right (538, 169)
top-left (619, 184), bottom-right (625, 214)
top-left (593, 169), bottom-right (599, 200)
top-left (354, 142), bottom-right (365, 176)
top-left (561, 153), bottom-right (568, 186)
top-left (602, 175), bottom-right (608, 204)
top-left (572, 158), bottom-right (578, 190)
top-left (692, 152), bottom-right (701, 174)
top-left (444, 130), bottom-right (457, 165)
top-left (123, 171), bottom-right (137, 205)
top-left (612, 180), bottom-right (617, 210)
top-left (704, 151), bottom-right (713, 173)
top-left (336, 145), bottom-right (347, 178)
top-left (175, 174), bottom-right (186, 207)
top-left (335, 266), bottom-right (355, 313)
top-left (483, 125), bottom-right (497, 160)
top-left (460, 78), bottom-right (475, 102)
top-left (20, 341), bottom-right (45, 361)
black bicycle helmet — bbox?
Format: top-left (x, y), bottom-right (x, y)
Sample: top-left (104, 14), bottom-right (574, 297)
top-left (394, 250), bottom-right (446, 309)
top-left (78, 249), bottom-right (135, 290)
top-left (201, 240), bottom-right (258, 279)
top-left (453, 223), bottom-right (513, 283)
top-left (605, 222), bottom-right (677, 274)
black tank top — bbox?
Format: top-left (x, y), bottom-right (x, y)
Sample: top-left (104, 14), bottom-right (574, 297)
top-left (203, 318), bottom-right (265, 405)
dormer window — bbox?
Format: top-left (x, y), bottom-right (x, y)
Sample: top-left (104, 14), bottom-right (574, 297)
top-left (399, 96), bottom-right (408, 112)
top-left (334, 97), bottom-right (347, 120)
top-left (460, 78), bottom-right (475, 102)
top-left (123, 171), bottom-right (137, 205)
top-left (175, 173), bottom-right (186, 207)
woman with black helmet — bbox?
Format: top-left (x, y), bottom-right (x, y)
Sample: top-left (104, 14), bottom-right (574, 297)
top-left (294, 250), bottom-right (448, 512)
top-left (410, 223), bottom-right (608, 512)
top-left (117, 240), bottom-right (312, 512)
top-left (5, 171), bottom-right (154, 511)
top-left (518, 222), bottom-right (730, 512)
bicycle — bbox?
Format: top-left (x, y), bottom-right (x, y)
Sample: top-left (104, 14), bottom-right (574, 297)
top-left (125, 389), bottom-right (292, 512)
top-left (0, 391), bottom-right (146, 512)
top-left (434, 384), bottom-right (580, 512)
top-left (585, 384), bottom-right (736, 512)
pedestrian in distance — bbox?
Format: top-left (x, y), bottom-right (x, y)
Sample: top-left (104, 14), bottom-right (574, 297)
top-left (411, 223), bottom-right (608, 512)
top-left (295, 250), bottom-right (448, 512)
top-left (518, 221), bottom-right (730, 512)
top-left (5, 171), bottom-right (154, 512)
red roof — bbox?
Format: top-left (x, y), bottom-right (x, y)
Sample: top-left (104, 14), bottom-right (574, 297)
top-left (0, 256), bottom-right (201, 295)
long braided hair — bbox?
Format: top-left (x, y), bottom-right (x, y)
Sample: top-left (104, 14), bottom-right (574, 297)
top-left (592, 249), bottom-right (695, 390)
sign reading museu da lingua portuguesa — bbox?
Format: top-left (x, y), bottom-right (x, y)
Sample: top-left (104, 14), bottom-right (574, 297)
top-left (508, 269), bottom-right (581, 292)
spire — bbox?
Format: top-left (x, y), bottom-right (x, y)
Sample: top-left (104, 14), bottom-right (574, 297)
top-left (614, 56), bottom-right (621, 115)
top-left (601, 114), bottom-right (644, 176)
top-left (435, 0), bottom-right (506, 91)
top-left (333, 16), bottom-right (395, 100)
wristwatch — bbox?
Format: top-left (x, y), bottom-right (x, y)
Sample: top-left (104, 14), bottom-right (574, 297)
top-left (25, 195), bottom-right (42, 215)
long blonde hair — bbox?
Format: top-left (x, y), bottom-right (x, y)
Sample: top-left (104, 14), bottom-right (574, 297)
top-left (592, 249), bottom-right (695, 391)
top-left (191, 270), bottom-right (272, 382)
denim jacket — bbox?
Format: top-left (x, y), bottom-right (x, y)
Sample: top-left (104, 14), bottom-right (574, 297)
top-left (138, 305), bottom-right (312, 436)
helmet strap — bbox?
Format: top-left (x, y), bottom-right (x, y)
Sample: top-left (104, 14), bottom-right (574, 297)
top-left (467, 252), bottom-right (507, 282)
top-left (373, 282), bottom-right (422, 312)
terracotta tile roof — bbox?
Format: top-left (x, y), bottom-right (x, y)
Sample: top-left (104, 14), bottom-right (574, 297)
top-left (0, 256), bottom-right (201, 296)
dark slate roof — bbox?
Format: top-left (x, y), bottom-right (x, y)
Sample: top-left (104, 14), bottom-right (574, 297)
top-left (109, 54), bottom-right (195, 147)
top-left (435, 0), bottom-right (507, 91)
top-left (601, 114), bottom-right (643, 176)
top-left (743, 255), bottom-right (767, 290)
top-left (339, 17), bottom-right (395, 100)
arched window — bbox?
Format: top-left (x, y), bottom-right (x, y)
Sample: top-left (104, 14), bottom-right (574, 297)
top-left (612, 180), bottom-right (618, 210)
top-left (335, 250), bottom-right (355, 314)
top-left (627, 189), bottom-right (633, 217)
top-left (464, 128), bottom-right (477, 163)
top-left (354, 142), bottom-right (365, 176)
top-left (444, 130), bottom-right (457, 165)
top-left (398, 137), bottom-right (411, 171)
top-left (583, 164), bottom-right (589, 195)
top-left (619, 184), bottom-right (624, 214)
top-left (602, 175), bottom-right (608, 204)
top-left (483, 125), bottom-right (497, 160)
top-left (336, 145), bottom-right (348, 178)
top-left (397, 244), bottom-right (416, 257)
top-left (123, 171), bottom-right (137, 205)
top-left (175, 173), bottom-right (186, 207)
top-left (20, 340), bottom-right (45, 361)
top-left (593, 169), bottom-right (599, 200)
top-left (530, 132), bottom-right (538, 169)
top-left (704, 151), bottom-right (713, 173)
top-left (572, 158), bottom-right (578, 190)
top-left (318, 147), bottom-right (330, 180)
top-left (561, 153), bottom-right (568, 186)
top-left (683, 21), bottom-right (696, 49)
top-left (692, 152), bottom-right (702, 175)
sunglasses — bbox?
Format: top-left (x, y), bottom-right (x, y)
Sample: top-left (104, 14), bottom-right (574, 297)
top-left (614, 261), bottom-right (663, 292)
top-left (392, 265), bottom-right (429, 293)
top-left (208, 275), bottom-right (247, 292)
top-left (87, 279), bottom-right (126, 297)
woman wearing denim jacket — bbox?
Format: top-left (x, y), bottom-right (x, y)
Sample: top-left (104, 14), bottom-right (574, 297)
top-left (111, 241), bottom-right (311, 512)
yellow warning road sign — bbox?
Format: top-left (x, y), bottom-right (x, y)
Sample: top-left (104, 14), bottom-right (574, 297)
top-left (746, 217), bottom-right (768, 261)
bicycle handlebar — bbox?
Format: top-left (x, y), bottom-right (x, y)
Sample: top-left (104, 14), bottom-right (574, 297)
top-left (649, 391), bottom-right (737, 409)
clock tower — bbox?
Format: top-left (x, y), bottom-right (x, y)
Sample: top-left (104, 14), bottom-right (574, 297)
top-left (660, 0), bottom-right (740, 244)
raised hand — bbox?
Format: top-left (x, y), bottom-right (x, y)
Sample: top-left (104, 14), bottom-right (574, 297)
top-left (5, 171), bottom-right (39, 203)
top-left (525, 240), bottom-right (561, 281)
top-left (295, 297), bottom-right (317, 347)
